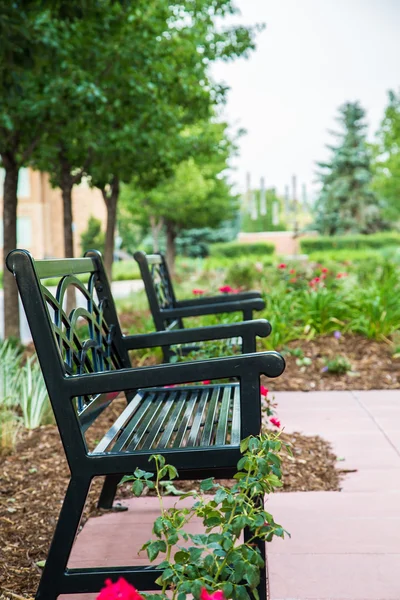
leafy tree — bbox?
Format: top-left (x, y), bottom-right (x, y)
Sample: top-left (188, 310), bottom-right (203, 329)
top-left (372, 90), bottom-right (400, 222)
top-left (31, 1), bottom-right (259, 280)
top-left (80, 216), bottom-right (105, 255)
top-left (120, 120), bottom-right (239, 271)
top-left (314, 102), bottom-right (384, 235)
top-left (0, 1), bottom-right (102, 337)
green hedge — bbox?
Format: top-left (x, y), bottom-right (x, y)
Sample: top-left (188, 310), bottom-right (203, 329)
top-left (209, 241), bottom-right (275, 258)
top-left (300, 233), bottom-right (400, 253)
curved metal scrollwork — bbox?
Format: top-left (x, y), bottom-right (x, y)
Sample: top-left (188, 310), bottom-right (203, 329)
top-left (150, 261), bottom-right (174, 310)
top-left (41, 274), bottom-right (123, 411)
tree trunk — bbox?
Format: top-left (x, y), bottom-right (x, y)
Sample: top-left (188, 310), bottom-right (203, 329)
top-left (2, 155), bottom-right (20, 339)
top-left (165, 220), bottom-right (176, 276)
top-left (101, 177), bottom-right (120, 281)
top-left (60, 162), bottom-right (76, 315)
top-left (149, 214), bottom-right (164, 253)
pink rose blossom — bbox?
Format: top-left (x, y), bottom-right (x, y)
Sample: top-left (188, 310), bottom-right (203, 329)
top-left (192, 288), bottom-right (205, 295)
top-left (289, 268), bottom-right (296, 274)
top-left (260, 385), bottom-right (269, 397)
top-left (270, 417), bottom-right (281, 428)
top-left (202, 380), bottom-right (211, 385)
top-left (277, 263), bottom-right (287, 269)
top-left (219, 285), bottom-right (234, 293)
top-left (200, 589), bottom-right (226, 600)
top-left (97, 578), bottom-right (143, 600)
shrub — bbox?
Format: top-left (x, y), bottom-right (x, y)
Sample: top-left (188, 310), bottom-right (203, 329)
top-left (300, 232), bottom-right (400, 253)
top-left (209, 241), bottom-right (274, 258)
top-left (123, 433), bottom-right (289, 600)
top-left (80, 215), bottom-right (105, 254)
top-left (19, 358), bottom-right (54, 429)
top-left (322, 355), bottom-right (352, 374)
top-left (225, 261), bottom-right (257, 290)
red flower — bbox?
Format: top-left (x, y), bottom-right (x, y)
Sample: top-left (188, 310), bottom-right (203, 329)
top-left (321, 274), bottom-right (326, 280)
top-left (164, 384), bottom-right (177, 388)
top-left (314, 276), bottom-right (320, 283)
top-left (289, 277), bottom-right (297, 283)
top-left (202, 380), bottom-right (211, 385)
top-left (260, 385), bottom-right (268, 397)
top-left (321, 267), bottom-right (329, 273)
top-left (200, 589), bottom-right (226, 600)
top-left (219, 285), bottom-right (234, 293)
top-left (336, 272), bottom-right (348, 279)
top-left (277, 263), bottom-right (287, 269)
top-left (97, 578), bottom-right (144, 600)
top-left (192, 288), bottom-right (205, 295)
top-left (289, 268), bottom-right (296, 274)
top-left (270, 417), bottom-right (281, 428)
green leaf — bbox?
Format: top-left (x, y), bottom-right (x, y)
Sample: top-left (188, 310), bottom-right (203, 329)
top-left (240, 437), bottom-right (250, 453)
top-left (161, 568), bottom-right (174, 581)
top-left (132, 479), bottom-right (144, 497)
top-left (147, 542), bottom-right (160, 561)
top-left (200, 477), bottom-right (214, 491)
top-left (188, 547), bottom-right (203, 562)
top-left (168, 465), bottom-right (178, 479)
top-left (214, 488), bottom-right (227, 504)
top-left (174, 550), bottom-right (190, 564)
top-left (36, 560), bottom-right (46, 568)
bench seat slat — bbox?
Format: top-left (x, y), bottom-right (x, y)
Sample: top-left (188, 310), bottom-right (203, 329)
top-left (172, 392), bottom-right (198, 448)
top-left (92, 394), bottom-right (143, 454)
top-left (157, 394), bottom-right (186, 448)
top-left (231, 386), bottom-right (241, 445)
top-left (186, 389), bottom-right (209, 447)
top-left (200, 387), bottom-right (220, 446)
top-left (141, 393), bottom-right (176, 450)
top-left (111, 393), bottom-right (154, 453)
top-left (215, 386), bottom-right (232, 445)
top-left (125, 394), bottom-right (167, 451)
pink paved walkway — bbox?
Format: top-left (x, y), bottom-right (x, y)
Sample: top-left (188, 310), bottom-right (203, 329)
top-left (59, 390), bottom-right (400, 600)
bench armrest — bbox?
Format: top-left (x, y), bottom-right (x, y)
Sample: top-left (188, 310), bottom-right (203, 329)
top-left (65, 351), bottom-right (285, 397)
top-left (160, 297), bottom-right (265, 319)
top-left (122, 319), bottom-right (271, 351)
top-left (175, 290), bottom-right (262, 308)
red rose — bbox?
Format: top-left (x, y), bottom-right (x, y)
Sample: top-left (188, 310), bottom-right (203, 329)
top-left (219, 285), bottom-right (234, 293)
top-left (192, 289), bottom-right (205, 295)
top-left (260, 385), bottom-right (269, 397)
top-left (97, 578), bottom-right (144, 600)
top-left (200, 589), bottom-right (226, 600)
top-left (270, 417), bottom-right (281, 428)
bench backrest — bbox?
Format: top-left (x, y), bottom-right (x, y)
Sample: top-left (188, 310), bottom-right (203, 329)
top-left (134, 251), bottom-right (183, 331)
top-left (6, 249), bottom-right (131, 435)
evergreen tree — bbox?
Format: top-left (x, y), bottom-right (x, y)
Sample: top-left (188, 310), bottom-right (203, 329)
top-left (314, 102), bottom-right (385, 235)
top-left (372, 90), bottom-right (400, 222)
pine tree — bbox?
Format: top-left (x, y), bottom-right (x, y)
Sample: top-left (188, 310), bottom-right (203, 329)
top-left (314, 102), bottom-right (385, 235)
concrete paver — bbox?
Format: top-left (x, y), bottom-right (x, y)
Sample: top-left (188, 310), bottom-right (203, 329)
top-left (58, 389), bottom-right (400, 600)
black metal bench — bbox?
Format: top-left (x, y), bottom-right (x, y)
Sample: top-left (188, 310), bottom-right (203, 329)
top-left (6, 249), bottom-right (285, 600)
top-left (134, 251), bottom-right (265, 361)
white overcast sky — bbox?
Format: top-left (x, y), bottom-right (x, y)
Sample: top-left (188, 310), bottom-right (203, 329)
top-left (211, 0), bottom-right (400, 200)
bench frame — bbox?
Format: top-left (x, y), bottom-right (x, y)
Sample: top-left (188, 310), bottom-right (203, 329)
top-left (6, 249), bottom-right (285, 600)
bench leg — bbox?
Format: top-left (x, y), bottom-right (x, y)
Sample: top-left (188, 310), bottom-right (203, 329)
top-left (98, 473), bottom-right (125, 510)
top-left (244, 526), bottom-right (267, 600)
top-left (36, 475), bottom-right (91, 600)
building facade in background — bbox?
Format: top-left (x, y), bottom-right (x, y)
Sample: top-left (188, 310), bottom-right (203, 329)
top-left (0, 168), bottom-right (107, 263)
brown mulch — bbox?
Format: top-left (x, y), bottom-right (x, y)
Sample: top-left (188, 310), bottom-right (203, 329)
top-left (0, 394), bottom-right (345, 599)
top-left (264, 334), bottom-right (400, 392)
